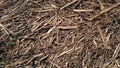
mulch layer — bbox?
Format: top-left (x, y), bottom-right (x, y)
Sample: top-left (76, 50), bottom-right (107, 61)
top-left (0, 0), bottom-right (120, 68)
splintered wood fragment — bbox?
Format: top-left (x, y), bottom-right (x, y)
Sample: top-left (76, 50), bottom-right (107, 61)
top-left (60, 0), bottom-right (78, 10)
top-left (112, 44), bottom-right (120, 58)
top-left (50, 62), bottom-right (61, 68)
top-left (31, 19), bottom-right (46, 32)
top-left (39, 55), bottom-right (48, 62)
top-left (51, 4), bottom-right (58, 8)
top-left (103, 44), bottom-right (120, 68)
top-left (57, 48), bottom-right (73, 58)
top-left (97, 0), bottom-right (104, 10)
top-left (57, 46), bottom-right (81, 58)
top-left (89, 2), bottom-right (120, 21)
top-left (74, 0), bottom-right (82, 8)
top-left (58, 26), bottom-right (78, 30)
top-left (102, 58), bottom-right (115, 68)
top-left (46, 21), bottom-right (61, 34)
top-left (97, 25), bottom-right (107, 48)
top-left (0, 15), bottom-right (13, 22)
top-left (97, 25), bottom-right (105, 42)
top-left (73, 9), bottom-right (93, 12)
top-left (42, 21), bottom-right (61, 39)
top-left (0, 1), bottom-right (4, 6)
top-left (115, 60), bottom-right (120, 67)
top-left (31, 8), bottom-right (53, 13)
top-left (5, 59), bottom-right (28, 68)
top-left (29, 0), bottom-right (41, 6)
top-left (26, 53), bottom-right (43, 64)
top-left (0, 23), bottom-right (9, 35)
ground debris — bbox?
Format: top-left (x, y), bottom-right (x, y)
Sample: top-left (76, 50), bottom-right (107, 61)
top-left (0, 0), bottom-right (120, 68)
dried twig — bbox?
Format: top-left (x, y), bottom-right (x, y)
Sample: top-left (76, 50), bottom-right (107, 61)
top-left (112, 44), bottom-right (120, 67)
top-left (42, 21), bottom-right (61, 39)
top-left (58, 26), bottom-right (78, 30)
top-left (73, 9), bottom-right (93, 12)
top-left (60, 0), bottom-right (78, 10)
top-left (0, 23), bottom-right (10, 35)
top-left (102, 44), bottom-right (120, 68)
top-left (46, 21), bottom-right (61, 34)
top-left (5, 59), bottom-right (28, 68)
top-left (97, 25), bottom-right (105, 43)
top-left (97, 25), bottom-right (111, 49)
top-left (51, 4), bottom-right (58, 8)
top-left (50, 62), bottom-right (61, 68)
top-left (0, 15), bottom-right (13, 23)
top-left (89, 2), bottom-right (120, 21)
top-left (39, 55), bottom-right (48, 62)
top-left (57, 46), bottom-right (81, 58)
top-left (97, 0), bottom-right (104, 10)
top-left (112, 44), bottom-right (120, 58)
top-left (29, 0), bottom-right (41, 6)
top-left (30, 8), bottom-right (54, 13)
top-left (26, 53), bottom-right (43, 64)
top-left (115, 60), bottom-right (120, 67)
